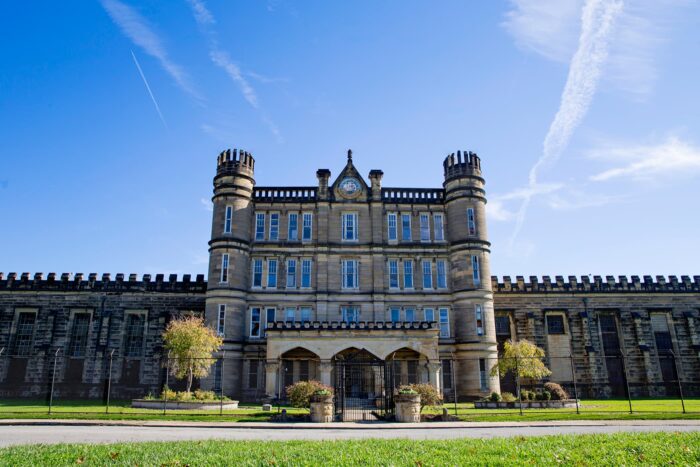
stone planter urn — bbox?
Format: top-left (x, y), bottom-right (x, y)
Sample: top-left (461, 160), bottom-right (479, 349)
top-left (395, 393), bottom-right (421, 423)
top-left (309, 393), bottom-right (334, 423)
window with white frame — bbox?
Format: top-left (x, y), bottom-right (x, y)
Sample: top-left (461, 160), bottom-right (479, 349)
top-left (220, 254), bottom-right (229, 283)
top-left (285, 307), bottom-right (296, 323)
top-left (401, 213), bottom-right (411, 241)
top-left (255, 212), bottom-right (265, 241)
top-left (437, 260), bottom-right (447, 289)
top-left (405, 307), bottom-right (415, 322)
top-left (390, 307), bottom-right (400, 323)
top-left (250, 307), bottom-right (261, 338)
top-left (342, 212), bottom-right (358, 241)
top-left (224, 206), bottom-right (233, 234)
top-left (269, 213), bottom-right (279, 241)
top-left (388, 259), bottom-right (399, 289)
top-left (217, 304), bottom-right (226, 336)
top-left (342, 306), bottom-right (359, 323)
top-left (302, 212), bottom-right (313, 241)
top-left (467, 208), bottom-right (476, 236)
top-left (433, 213), bottom-right (444, 241)
top-left (300, 307), bottom-right (312, 322)
top-left (267, 259), bottom-right (278, 288)
top-left (403, 260), bottom-right (414, 289)
top-left (342, 259), bottom-right (359, 289)
top-left (424, 308), bottom-right (435, 322)
top-left (419, 213), bottom-right (430, 242)
top-left (288, 213), bottom-right (298, 240)
top-left (286, 259), bottom-right (297, 288)
top-left (252, 259), bottom-right (263, 288)
top-left (475, 304), bottom-right (484, 336)
top-left (301, 259), bottom-right (312, 288)
top-left (422, 261), bottom-right (433, 289)
top-left (387, 212), bottom-right (397, 241)
top-left (439, 308), bottom-right (450, 338)
top-left (472, 255), bottom-right (480, 286)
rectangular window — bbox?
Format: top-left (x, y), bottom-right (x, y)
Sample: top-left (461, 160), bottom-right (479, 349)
top-left (434, 214), bottom-right (445, 241)
top-left (472, 255), bottom-right (480, 286)
top-left (479, 358), bottom-right (488, 391)
top-left (441, 359), bottom-right (453, 392)
top-left (255, 212), bottom-right (265, 241)
top-left (286, 259), bottom-right (297, 288)
top-left (342, 306), bottom-right (359, 323)
top-left (495, 315), bottom-right (511, 337)
top-left (285, 307), bottom-right (296, 323)
top-left (422, 261), bottom-right (433, 289)
top-left (68, 313), bottom-right (90, 357)
top-left (224, 206), bottom-right (233, 234)
top-left (437, 260), bottom-right (447, 289)
top-left (467, 208), bottom-right (477, 236)
top-left (387, 212), bottom-right (397, 241)
top-left (401, 214), bottom-right (412, 241)
top-left (124, 314), bottom-right (146, 357)
top-left (300, 307), bottom-right (312, 323)
top-left (299, 360), bottom-right (310, 381)
top-left (546, 315), bottom-right (565, 335)
top-left (342, 213), bottom-right (358, 241)
top-left (419, 213), bottom-right (430, 242)
top-left (424, 308), bottom-right (435, 322)
top-left (217, 305), bottom-right (226, 337)
top-left (288, 213), bottom-right (298, 240)
top-left (475, 304), bottom-right (484, 336)
top-left (388, 260), bottom-right (399, 289)
top-left (252, 259), bottom-right (263, 288)
top-left (267, 259), bottom-right (278, 288)
top-left (250, 307), bottom-right (261, 338)
top-left (301, 259), bottom-right (312, 288)
top-left (403, 260), bottom-right (414, 289)
top-left (13, 312), bottom-right (36, 356)
top-left (390, 307), bottom-right (400, 323)
top-left (265, 307), bottom-right (276, 336)
top-left (302, 212), bottom-right (313, 241)
top-left (405, 308), bottom-right (415, 322)
top-left (342, 259), bottom-right (358, 289)
top-left (248, 360), bottom-right (259, 389)
top-left (220, 254), bottom-right (229, 283)
top-left (439, 308), bottom-right (450, 338)
top-left (269, 213), bottom-right (279, 241)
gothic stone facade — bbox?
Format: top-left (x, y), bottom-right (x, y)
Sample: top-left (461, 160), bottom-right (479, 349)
top-left (0, 149), bottom-right (699, 401)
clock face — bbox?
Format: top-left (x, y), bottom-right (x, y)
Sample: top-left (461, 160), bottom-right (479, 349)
top-left (340, 177), bottom-right (361, 196)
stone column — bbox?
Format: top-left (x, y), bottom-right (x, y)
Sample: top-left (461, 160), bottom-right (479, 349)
top-left (319, 359), bottom-right (333, 387)
top-left (265, 360), bottom-right (279, 398)
top-left (428, 362), bottom-right (441, 392)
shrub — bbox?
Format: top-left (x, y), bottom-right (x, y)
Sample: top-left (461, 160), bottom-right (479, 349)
top-left (161, 386), bottom-right (177, 401)
top-left (175, 391), bottom-right (193, 401)
top-left (544, 382), bottom-right (569, 400)
top-left (528, 390), bottom-right (536, 401)
top-left (501, 392), bottom-right (516, 402)
top-left (398, 385), bottom-right (418, 395)
top-left (542, 390), bottom-right (552, 400)
top-left (520, 390), bottom-right (535, 401)
top-left (489, 392), bottom-right (502, 402)
top-left (286, 380), bottom-right (330, 408)
top-left (535, 391), bottom-right (544, 401)
top-left (193, 389), bottom-right (217, 401)
top-left (404, 384), bottom-right (442, 413)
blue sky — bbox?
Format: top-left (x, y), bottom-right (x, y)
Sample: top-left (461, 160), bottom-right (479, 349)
top-left (1, 0), bottom-right (699, 278)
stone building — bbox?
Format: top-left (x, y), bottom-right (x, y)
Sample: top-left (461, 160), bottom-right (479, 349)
top-left (0, 148), bottom-right (698, 406)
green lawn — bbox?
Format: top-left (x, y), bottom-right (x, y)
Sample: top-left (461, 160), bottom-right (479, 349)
top-left (1, 433), bottom-right (699, 466)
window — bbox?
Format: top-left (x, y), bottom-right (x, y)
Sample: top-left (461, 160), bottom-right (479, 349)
top-left (299, 360), bottom-right (310, 381)
top-left (387, 213), bottom-right (397, 241)
top-left (422, 261), bottom-right (433, 289)
top-left (265, 308), bottom-right (276, 333)
top-left (286, 259), bottom-right (297, 288)
top-left (388, 260), bottom-right (399, 289)
top-left (405, 308), bottom-right (415, 322)
top-left (217, 305), bottom-right (226, 337)
top-left (403, 260), bottom-right (414, 289)
top-left (342, 259), bottom-right (358, 289)
top-left (267, 259), bottom-right (278, 288)
top-left (472, 255), bottom-right (480, 286)
top-left (475, 304), bottom-right (484, 336)
top-left (13, 312), bottom-right (36, 356)
top-left (401, 214), bottom-right (411, 241)
top-left (479, 359), bottom-right (488, 391)
top-left (424, 308), bottom-right (435, 322)
top-left (248, 360), bottom-right (259, 389)
top-left (434, 214), bottom-right (445, 241)
top-left (220, 254), bottom-right (229, 283)
top-left (547, 315), bottom-right (565, 335)
top-left (302, 213), bottom-right (313, 241)
top-left (300, 307), bottom-right (312, 323)
top-left (252, 259), bottom-right (263, 288)
top-left (342, 213), bottom-right (358, 241)
top-left (495, 315), bottom-right (511, 337)
top-left (224, 206), bottom-right (232, 234)
top-left (301, 259), bottom-right (312, 288)
top-left (250, 307), bottom-right (261, 338)
top-left (288, 213), bottom-right (298, 240)
top-left (68, 313), bottom-right (90, 357)
top-left (342, 306), bottom-right (359, 323)
top-left (390, 307), bottom-right (400, 323)
top-left (269, 213), bottom-right (279, 241)
top-left (285, 307), bottom-right (296, 323)
top-left (420, 214), bottom-right (430, 242)
top-left (467, 208), bottom-right (477, 236)
top-left (255, 212), bottom-right (265, 241)
top-left (124, 314), bottom-right (145, 357)
top-left (437, 260), bottom-right (447, 289)
top-left (441, 359), bottom-right (453, 392)
top-left (439, 308), bottom-right (450, 338)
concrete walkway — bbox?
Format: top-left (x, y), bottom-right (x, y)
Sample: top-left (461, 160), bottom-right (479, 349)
top-left (0, 419), bottom-right (699, 446)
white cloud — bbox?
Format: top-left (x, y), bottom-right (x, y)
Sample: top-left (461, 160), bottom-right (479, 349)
top-left (589, 136), bottom-right (700, 181)
top-left (186, 0), bottom-right (215, 25)
top-left (210, 50), bottom-right (260, 109)
top-left (200, 197), bottom-right (213, 212)
top-left (488, 199), bottom-right (515, 222)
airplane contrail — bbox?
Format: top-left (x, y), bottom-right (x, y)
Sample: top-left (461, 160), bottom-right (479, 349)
top-left (131, 50), bottom-right (168, 129)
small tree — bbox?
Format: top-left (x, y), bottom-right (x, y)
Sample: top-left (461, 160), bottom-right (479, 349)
top-left (407, 383), bottom-right (443, 413)
top-left (286, 380), bottom-right (331, 408)
top-left (491, 339), bottom-right (551, 402)
top-left (163, 315), bottom-right (222, 393)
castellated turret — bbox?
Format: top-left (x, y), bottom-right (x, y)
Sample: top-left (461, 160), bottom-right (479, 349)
top-left (443, 150), bottom-right (500, 397)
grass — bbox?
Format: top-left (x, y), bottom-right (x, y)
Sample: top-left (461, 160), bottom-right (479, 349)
top-left (0, 432), bottom-right (699, 465)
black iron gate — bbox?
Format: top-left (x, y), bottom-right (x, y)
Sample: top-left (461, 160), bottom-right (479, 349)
top-left (334, 350), bottom-right (395, 421)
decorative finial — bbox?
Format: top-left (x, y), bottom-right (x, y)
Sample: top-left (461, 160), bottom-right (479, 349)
top-left (347, 149), bottom-right (352, 162)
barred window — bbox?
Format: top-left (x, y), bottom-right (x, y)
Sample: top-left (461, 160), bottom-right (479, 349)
top-left (124, 314), bottom-right (145, 357)
top-left (547, 315), bottom-right (565, 335)
top-left (68, 313), bottom-right (90, 357)
top-left (495, 315), bottom-right (511, 337)
top-left (13, 312), bottom-right (36, 356)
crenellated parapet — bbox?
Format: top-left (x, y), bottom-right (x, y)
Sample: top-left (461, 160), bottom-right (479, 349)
top-left (0, 272), bottom-right (207, 293)
top-left (491, 275), bottom-right (700, 293)
top-left (443, 150), bottom-right (482, 181)
top-left (216, 148), bottom-right (254, 177)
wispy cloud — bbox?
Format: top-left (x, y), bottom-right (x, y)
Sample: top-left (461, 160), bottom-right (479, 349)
top-left (130, 50), bottom-right (168, 128)
top-left (101, 0), bottom-right (201, 100)
top-left (200, 197), bottom-right (213, 212)
top-left (589, 135), bottom-right (700, 181)
top-left (508, 0), bottom-right (623, 249)
top-left (210, 50), bottom-right (260, 109)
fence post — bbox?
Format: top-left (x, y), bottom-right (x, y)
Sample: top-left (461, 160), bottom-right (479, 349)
top-left (48, 348), bottom-right (61, 415)
top-left (569, 353), bottom-right (580, 415)
top-left (105, 349), bottom-right (115, 414)
top-left (671, 351), bottom-right (686, 414)
top-left (163, 351), bottom-right (171, 415)
top-left (515, 355), bottom-right (522, 416)
top-left (220, 351), bottom-right (225, 416)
